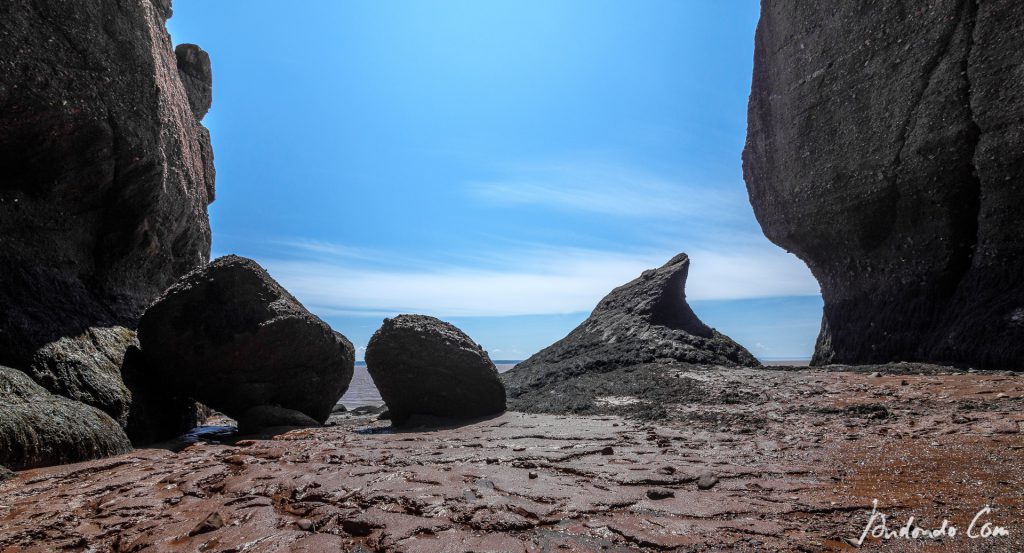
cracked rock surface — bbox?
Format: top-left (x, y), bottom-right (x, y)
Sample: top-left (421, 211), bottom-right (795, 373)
top-left (743, 1), bottom-right (1024, 368)
top-left (2, 366), bottom-right (1020, 551)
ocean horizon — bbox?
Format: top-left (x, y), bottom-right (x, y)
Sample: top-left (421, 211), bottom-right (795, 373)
top-left (340, 358), bottom-right (811, 408)
top-left (340, 362), bottom-right (522, 408)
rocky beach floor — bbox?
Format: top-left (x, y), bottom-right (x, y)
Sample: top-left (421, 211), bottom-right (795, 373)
top-left (1, 366), bottom-right (1021, 552)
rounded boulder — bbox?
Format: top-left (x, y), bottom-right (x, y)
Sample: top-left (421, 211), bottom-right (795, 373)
top-left (137, 255), bottom-right (354, 424)
top-left (365, 315), bottom-right (506, 425)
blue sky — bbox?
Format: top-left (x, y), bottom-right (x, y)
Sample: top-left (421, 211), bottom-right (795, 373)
top-left (167, 1), bottom-right (822, 361)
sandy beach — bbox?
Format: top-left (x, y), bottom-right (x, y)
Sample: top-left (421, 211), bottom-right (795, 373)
top-left (2, 365), bottom-right (1021, 552)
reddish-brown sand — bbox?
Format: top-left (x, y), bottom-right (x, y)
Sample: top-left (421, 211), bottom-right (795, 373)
top-left (1, 368), bottom-right (1021, 552)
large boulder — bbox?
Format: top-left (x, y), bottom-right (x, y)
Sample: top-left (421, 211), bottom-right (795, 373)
top-left (0, 1), bottom-right (214, 372)
top-left (503, 254), bottom-right (759, 413)
top-left (137, 255), bottom-right (355, 425)
top-left (121, 345), bottom-right (211, 445)
top-left (0, 366), bottom-right (131, 471)
top-left (26, 326), bottom-right (136, 426)
top-left (743, 1), bottom-right (1024, 368)
top-left (365, 315), bottom-right (506, 425)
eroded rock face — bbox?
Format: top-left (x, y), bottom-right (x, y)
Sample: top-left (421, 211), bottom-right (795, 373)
top-left (0, 0), bottom-right (215, 371)
top-left (365, 315), bottom-right (506, 425)
top-left (743, 1), bottom-right (1024, 368)
top-left (137, 255), bottom-right (355, 425)
top-left (26, 326), bottom-right (137, 426)
top-left (0, 366), bottom-right (131, 470)
top-left (503, 254), bottom-right (759, 414)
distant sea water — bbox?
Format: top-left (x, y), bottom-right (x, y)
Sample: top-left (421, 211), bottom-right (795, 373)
top-left (339, 359), bottom-right (811, 409)
top-left (761, 358), bottom-right (812, 367)
top-left (338, 361), bottom-right (520, 409)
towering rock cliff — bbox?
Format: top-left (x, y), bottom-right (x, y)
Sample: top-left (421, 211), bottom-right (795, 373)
top-left (0, 1), bottom-right (215, 380)
top-left (743, 1), bottom-right (1023, 368)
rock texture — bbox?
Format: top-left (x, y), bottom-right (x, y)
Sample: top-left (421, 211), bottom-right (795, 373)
top-left (26, 326), bottom-right (136, 426)
top-left (0, 366), bottom-right (131, 470)
top-left (365, 315), bottom-right (506, 425)
top-left (0, 1), bottom-right (215, 371)
top-left (504, 254), bottom-right (759, 414)
top-left (137, 255), bottom-right (355, 425)
top-left (743, 1), bottom-right (1024, 368)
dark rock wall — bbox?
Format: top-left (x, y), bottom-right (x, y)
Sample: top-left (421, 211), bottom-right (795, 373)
top-left (743, 0), bottom-right (1023, 368)
top-left (0, 0), bottom-right (215, 369)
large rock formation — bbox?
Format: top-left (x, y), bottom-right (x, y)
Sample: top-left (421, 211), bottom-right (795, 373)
top-left (0, 1), bottom-right (215, 374)
top-left (503, 254), bottom-right (760, 415)
top-left (0, 366), bottom-right (131, 470)
top-left (743, 1), bottom-right (1024, 368)
top-left (137, 256), bottom-right (355, 426)
top-left (365, 315), bottom-right (507, 425)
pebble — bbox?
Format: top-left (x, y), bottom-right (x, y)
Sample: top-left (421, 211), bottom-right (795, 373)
top-left (528, 472), bottom-right (538, 479)
top-left (646, 488), bottom-right (674, 500)
top-left (296, 519), bottom-right (313, 531)
top-left (188, 512), bottom-right (224, 536)
top-left (600, 446), bottom-right (614, 455)
top-left (697, 472), bottom-right (719, 490)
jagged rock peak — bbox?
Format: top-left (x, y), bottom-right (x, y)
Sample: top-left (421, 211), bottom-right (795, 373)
top-left (503, 253), bottom-right (760, 416)
top-left (588, 253), bottom-right (713, 339)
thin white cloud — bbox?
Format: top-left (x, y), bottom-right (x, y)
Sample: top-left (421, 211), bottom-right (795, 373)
top-left (468, 160), bottom-right (747, 220)
top-left (259, 241), bottom-right (818, 318)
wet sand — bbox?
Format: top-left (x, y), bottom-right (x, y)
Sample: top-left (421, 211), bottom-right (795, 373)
top-left (0, 366), bottom-right (1021, 552)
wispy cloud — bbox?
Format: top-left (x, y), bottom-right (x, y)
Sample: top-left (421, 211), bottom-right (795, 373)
top-left (259, 239), bottom-right (818, 318)
top-left (468, 160), bottom-right (747, 220)
top-left (236, 159), bottom-right (818, 320)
